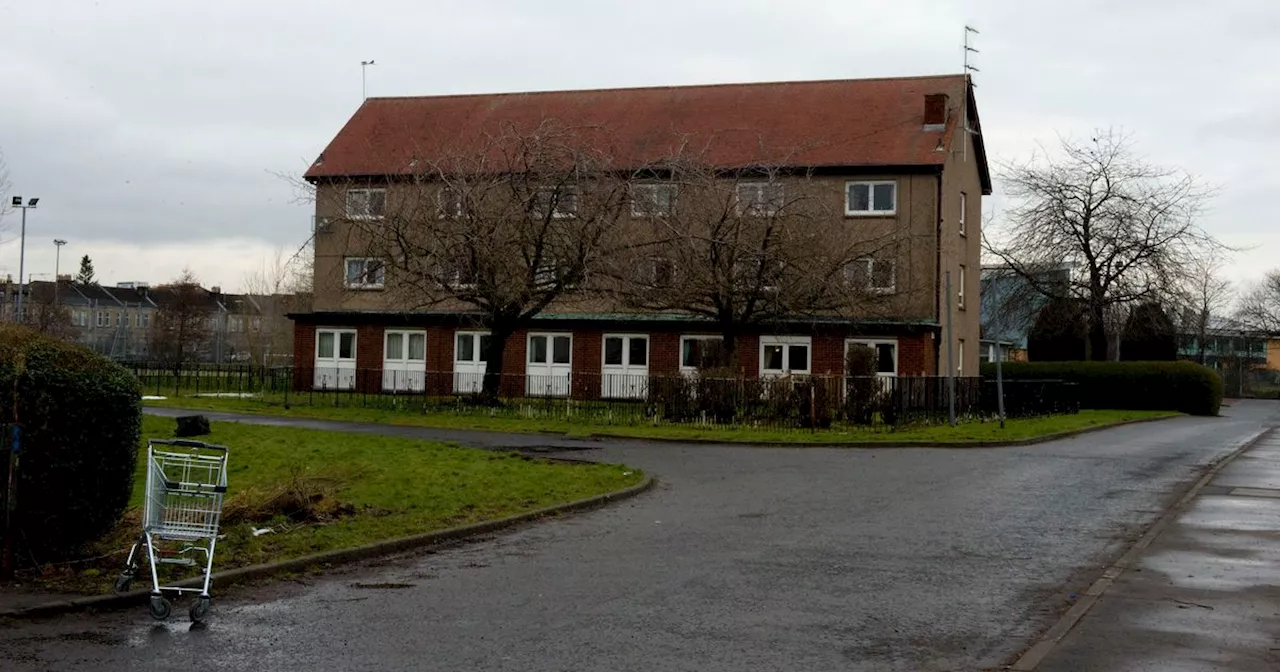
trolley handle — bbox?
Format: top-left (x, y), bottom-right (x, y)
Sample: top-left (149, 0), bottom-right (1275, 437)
top-left (152, 439), bottom-right (228, 453)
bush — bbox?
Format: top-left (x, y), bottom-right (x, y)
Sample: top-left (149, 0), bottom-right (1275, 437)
top-left (0, 325), bottom-right (142, 561)
top-left (1028, 297), bottom-right (1088, 361)
top-left (1120, 303), bottom-right (1178, 361)
top-left (979, 360), bottom-right (1222, 416)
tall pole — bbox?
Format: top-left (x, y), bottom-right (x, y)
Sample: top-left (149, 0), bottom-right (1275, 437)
top-left (945, 270), bottom-right (956, 426)
top-left (53, 239), bottom-right (66, 309)
top-left (16, 207), bottom-right (27, 323)
top-left (361, 60), bottom-right (376, 100)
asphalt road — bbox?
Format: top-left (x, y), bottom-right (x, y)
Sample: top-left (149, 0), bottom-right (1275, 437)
top-left (4, 402), bottom-right (1278, 672)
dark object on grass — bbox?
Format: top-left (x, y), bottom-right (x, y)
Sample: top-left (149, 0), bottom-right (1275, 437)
top-left (175, 415), bottom-right (211, 437)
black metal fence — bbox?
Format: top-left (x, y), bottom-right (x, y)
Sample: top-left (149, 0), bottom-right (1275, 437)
top-left (130, 363), bottom-right (1079, 431)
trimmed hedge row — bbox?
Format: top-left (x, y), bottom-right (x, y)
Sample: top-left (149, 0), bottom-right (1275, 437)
top-left (980, 361), bottom-right (1223, 416)
top-left (1, 325), bottom-right (142, 561)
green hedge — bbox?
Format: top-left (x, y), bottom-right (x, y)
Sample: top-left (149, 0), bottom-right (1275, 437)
top-left (0, 325), bottom-right (142, 561)
top-left (980, 361), bottom-right (1223, 416)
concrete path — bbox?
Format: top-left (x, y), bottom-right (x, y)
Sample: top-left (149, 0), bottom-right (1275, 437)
top-left (1035, 425), bottom-right (1280, 671)
top-left (2, 402), bottom-right (1277, 671)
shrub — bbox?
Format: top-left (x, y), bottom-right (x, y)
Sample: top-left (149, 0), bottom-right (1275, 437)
top-left (0, 325), bottom-right (142, 561)
top-left (844, 344), bottom-right (879, 425)
top-left (979, 360), bottom-right (1222, 416)
top-left (1028, 297), bottom-right (1088, 361)
top-left (1120, 302), bottom-right (1178, 361)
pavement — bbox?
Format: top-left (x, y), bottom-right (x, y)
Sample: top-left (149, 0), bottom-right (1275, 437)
top-left (1033, 421), bottom-right (1280, 671)
top-left (0, 401), bottom-right (1277, 671)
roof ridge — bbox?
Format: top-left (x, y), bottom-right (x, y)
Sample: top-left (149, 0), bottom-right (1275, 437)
top-left (365, 73), bottom-right (968, 102)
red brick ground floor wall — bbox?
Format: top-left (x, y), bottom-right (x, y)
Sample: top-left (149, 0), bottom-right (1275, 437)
top-left (288, 318), bottom-right (941, 393)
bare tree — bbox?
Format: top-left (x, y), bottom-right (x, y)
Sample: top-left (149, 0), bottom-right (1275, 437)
top-left (1238, 269), bottom-right (1280, 333)
top-left (242, 246), bottom-right (312, 368)
top-left (984, 130), bottom-right (1220, 360)
top-left (149, 269), bottom-right (214, 374)
top-left (332, 119), bottom-right (633, 399)
top-left (607, 151), bottom-right (903, 361)
top-left (1176, 251), bottom-right (1235, 364)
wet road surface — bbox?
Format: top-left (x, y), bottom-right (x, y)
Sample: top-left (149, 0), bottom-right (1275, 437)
top-left (4, 402), bottom-right (1278, 671)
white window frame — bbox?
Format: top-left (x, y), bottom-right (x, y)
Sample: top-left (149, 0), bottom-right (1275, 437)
top-left (735, 182), bottom-right (785, 217)
top-left (140, 311), bottom-right (151, 329)
top-left (679, 335), bottom-right (723, 373)
top-left (846, 338), bottom-right (899, 377)
top-left (314, 328), bottom-right (358, 390)
top-left (383, 329), bottom-right (427, 392)
top-left (526, 332), bottom-right (573, 397)
top-left (759, 335), bottom-right (812, 377)
top-left (345, 188), bottom-right (387, 220)
top-left (959, 191), bottom-right (967, 236)
top-left (96, 310), bottom-right (109, 328)
top-left (631, 184), bottom-right (676, 218)
top-left (534, 186), bottom-right (579, 219)
top-left (601, 333), bottom-right (650, 400)
top-left (844, 180), bottom-right (897, 216)
top-left (345, 257), bottom-right (385, 289)
top-left (453, 330), bottom-right (490, 394)
top-left (847, 257), bottom-right (896, 294)
top-left (635, 256), bottom-right (673, 288)
top-left (958, 264), bottom-right (966, 309)
top-left (958, 339), bottom-right (965, 376)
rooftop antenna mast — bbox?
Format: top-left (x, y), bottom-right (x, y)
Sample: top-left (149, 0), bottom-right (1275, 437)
top-left (361, 60), bottom-right (376, 100)
top-left (961, 25), bottom-right (980, 161)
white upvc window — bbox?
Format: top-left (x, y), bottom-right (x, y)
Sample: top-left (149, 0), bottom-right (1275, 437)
top-left (735, 182), bottom-right (785, 217)
top-left (345, 188), bottom-right (386, 219)
top-left (958, 264), bottom-right (967, 309)
top-left (453, 331), bottom-right (490, 394)
top-left (314, 328), bottom-right (357, 390)
top-left (635, 256), bottom-right (673, 288)
top-left (526, 332), bottom-right (572, 397)
top-left (96, 310), bottom-right (109, 327)
top-left (680, 335), bottom-right (724, 373)
top-left (845, 257), bottom-right (896, 294)
top-left (845, 180), bottom-right (897, 216)
top-left (345, 258), bottom-right (385, 289)
top-left (958, 339), bottom-right (965, 375)
top-left (140, 311), bottom-right (151, 328)
top-left (383, 329), bottom-right (427, 392)
top-left (759, 335), bottom-right (811, 377)
top-left (959, 191), bottom-right (968, 236)
top-left (602, 333), bottom-right (650, 400)
top-left (533, 186), bottom-right (579, 219)
top-left (846, 338), bottom-right (899, 377)
top-left (631, 184), bottom-right (676, 217)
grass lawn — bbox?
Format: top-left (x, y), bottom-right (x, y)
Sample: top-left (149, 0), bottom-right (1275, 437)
top-left (144, 395), bottom-right (1179, 444)
top-left (35, 414), bottom-right (643, 594)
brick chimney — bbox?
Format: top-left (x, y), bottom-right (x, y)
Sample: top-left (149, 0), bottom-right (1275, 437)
top-left (924, 93), bottom-right (949, 129)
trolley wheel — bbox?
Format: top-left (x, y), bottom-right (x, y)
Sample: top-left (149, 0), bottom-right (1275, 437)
top-left (113, 574), bottom-right (133, 594)
top-left (148, 595), bottom-right (172, 621)
top-left (189, 597), bottom-right (212, 623)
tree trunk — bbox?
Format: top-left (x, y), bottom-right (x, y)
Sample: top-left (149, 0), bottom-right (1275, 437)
top-left (480, 327), bottom-right (513, 403)
top-left (1088, 303), bottom-right (1109, 362)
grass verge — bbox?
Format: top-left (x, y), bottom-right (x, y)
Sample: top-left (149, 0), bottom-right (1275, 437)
top-left (25, 414), bottom-right (643, 594)
top-left (143, 395), bottom-right (1179, 444)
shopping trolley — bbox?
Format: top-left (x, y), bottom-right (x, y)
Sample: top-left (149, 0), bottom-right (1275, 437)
top-left (114, 439), bottom-right (229, 622)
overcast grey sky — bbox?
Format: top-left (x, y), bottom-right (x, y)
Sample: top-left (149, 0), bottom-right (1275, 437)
top-left (1, 0), bottom-right (1276, 292)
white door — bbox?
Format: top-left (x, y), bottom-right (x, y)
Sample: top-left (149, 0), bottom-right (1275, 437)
top-left (759, 336), bottom-right (812, 378)
top-left (602, 334), bottom-right (649, 399)
top-left (453, 331), bottom-right (490, 394)
top-left (315, 329), bottom-right (357, 390)
top-left (527, 333), bottom-right (572, 397)
top-left (383, 330), bottom-right (426, 392)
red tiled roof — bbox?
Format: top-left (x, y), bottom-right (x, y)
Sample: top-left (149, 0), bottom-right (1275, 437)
top-left (305, 74), bottom-right (989, 190)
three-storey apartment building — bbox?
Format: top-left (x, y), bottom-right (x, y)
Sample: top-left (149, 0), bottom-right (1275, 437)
top-left (292, 74), bottom-right (991, 394)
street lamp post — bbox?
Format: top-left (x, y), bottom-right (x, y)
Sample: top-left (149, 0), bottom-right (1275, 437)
top-left (11, 197), bottom-right (39, 323)
top-left (53, 239), bottom-right (67, 309)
